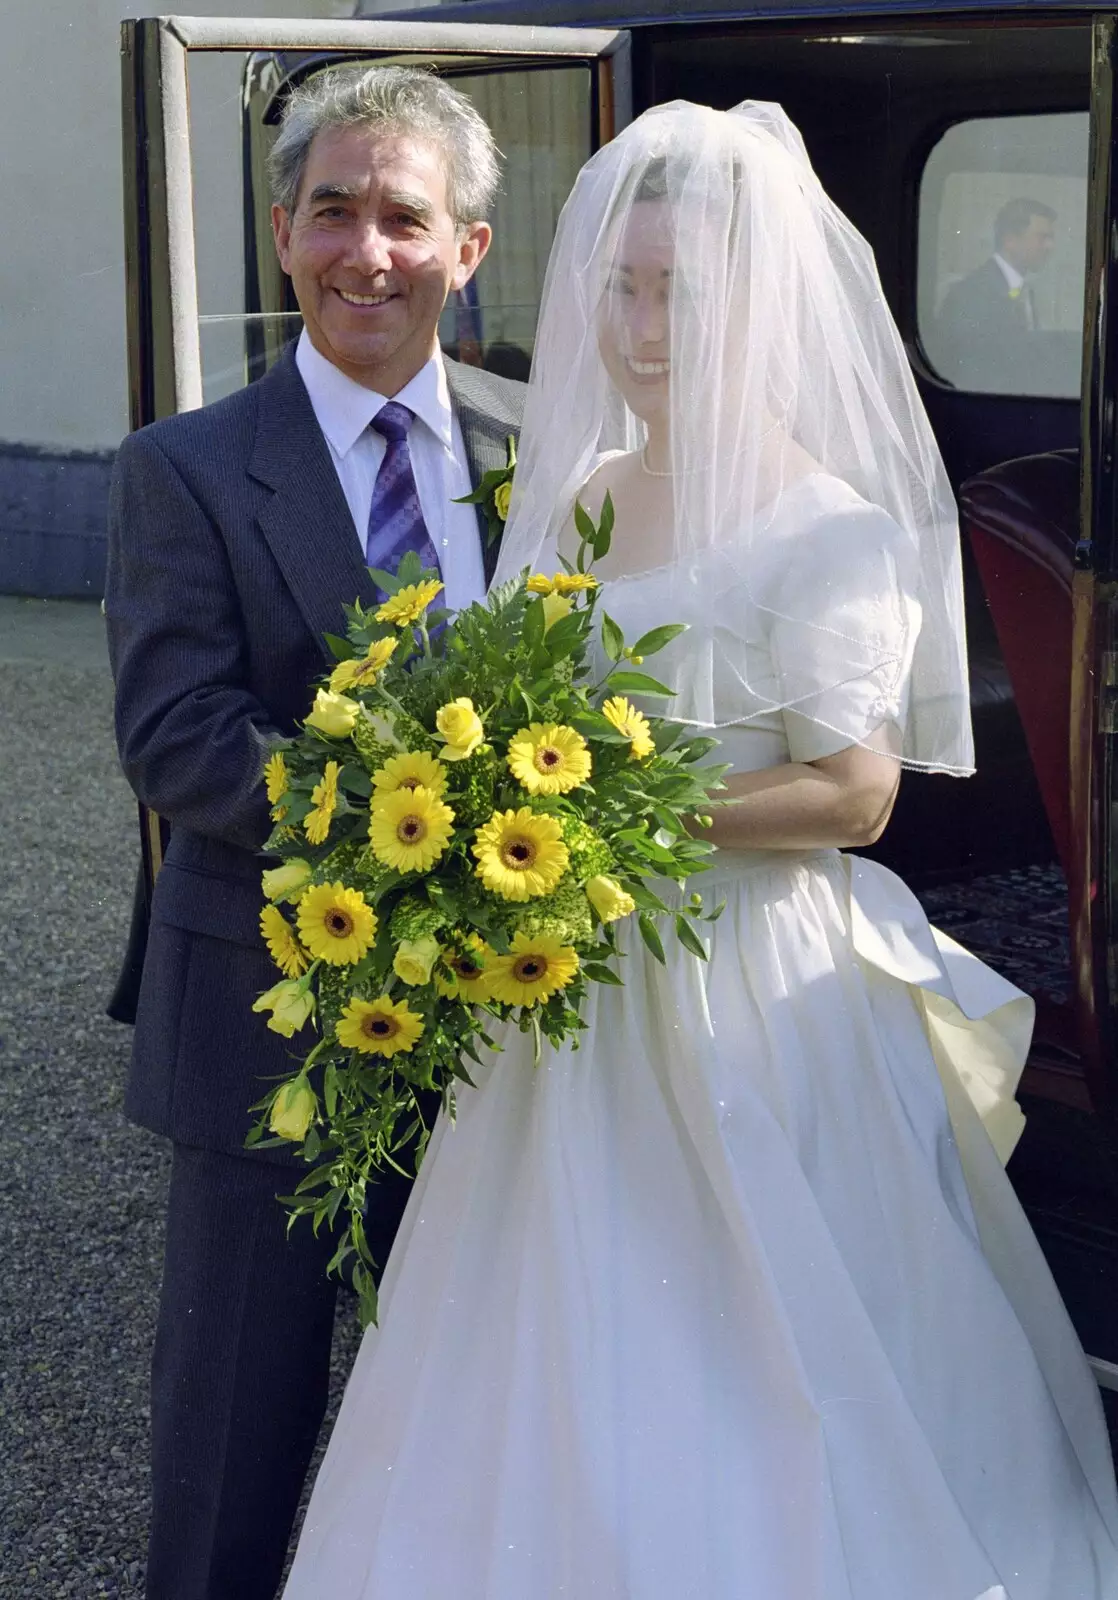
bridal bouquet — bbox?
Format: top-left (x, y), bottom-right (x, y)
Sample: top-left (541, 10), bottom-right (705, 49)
top-left (248, 497), bottom-right (726, 1325)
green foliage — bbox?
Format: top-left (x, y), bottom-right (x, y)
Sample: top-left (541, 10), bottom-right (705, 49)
top-left (248, 494), bottom-right (726, 1330)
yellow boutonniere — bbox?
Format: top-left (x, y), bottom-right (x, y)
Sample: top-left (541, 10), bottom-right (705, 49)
top-left (453, 433), bottom-right (517, 545)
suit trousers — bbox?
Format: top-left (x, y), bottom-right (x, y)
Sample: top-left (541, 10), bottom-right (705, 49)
top-left (146, 1142), bottom-right (415, 1599)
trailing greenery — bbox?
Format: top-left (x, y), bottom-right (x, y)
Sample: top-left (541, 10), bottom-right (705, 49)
top-left (247, 495), bottom-right (727, 1327)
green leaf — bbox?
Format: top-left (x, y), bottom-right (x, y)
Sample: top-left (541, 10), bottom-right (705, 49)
top-left (521, 595), bottom-right (546, 652)
top-left (626, 881), bottom-right (670, 914)
top-left (571, 713), bottom-right (629, 743)
top-left (370, 869), bottom-right (404, 907)
top-left (631, 622), bottom-right (688, 657)
top-left (323, 632), bottom-right (354, 661)
top-left (596, 489), bottom-right (615, 555)
top-left (652, 805), bottom-right (684, 836)
top-left (323, 1061), bottom-right (339, 1120)
top-left (543, 611), bottom-right (588, 660)
top-left (600, 612), bottom-right (625, 663)
top-left (674, 914), bottom-right (709, 961)
top-left (638, 913), bottom-right (667, 964)
top-left (366, 566), bottom-right (401, 595)
top-left (302, 1127), bottom-right (322, 1163)
top-left (676, 736), bottom-right (722, 762)
top-left (339, 765), bottom-right (371, 797)
top-left (652, 720), bottom-right (687, 754)
top-left (573, 500), bottom-right (596, 549)
top-left (581, 961), bottom-right (624, 986)
top-left (395, 550), bottom-right (426, 586)
top-left (606, 669), bottom-right (674, 696)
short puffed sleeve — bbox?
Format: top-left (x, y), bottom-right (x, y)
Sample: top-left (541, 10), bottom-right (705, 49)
top-left (767, 499), bottom-right (922, 764)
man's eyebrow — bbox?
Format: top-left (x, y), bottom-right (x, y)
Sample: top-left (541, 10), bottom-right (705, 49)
top-left (305, 182), bottom-right (362, 206)
top-left (384, 190), bottom-right (436, 221)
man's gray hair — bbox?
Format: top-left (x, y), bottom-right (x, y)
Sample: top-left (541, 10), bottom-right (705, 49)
top-left (268, 63), bottom-right (501, 225)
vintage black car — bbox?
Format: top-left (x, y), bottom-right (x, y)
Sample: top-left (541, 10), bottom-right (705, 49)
top-left (121, 1), bottom-right (1118, 1396)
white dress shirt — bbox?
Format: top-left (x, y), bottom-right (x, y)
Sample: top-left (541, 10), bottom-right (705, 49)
top-left (295, 330), bottom-right (487, 611)
top-left (993, 254), bottom-right (1035, 329)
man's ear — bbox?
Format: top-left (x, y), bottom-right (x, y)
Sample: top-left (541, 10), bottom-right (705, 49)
top-left (272, 204), bottom-right (293, 274)
top-left (451, 220), bottom-right (493, 292)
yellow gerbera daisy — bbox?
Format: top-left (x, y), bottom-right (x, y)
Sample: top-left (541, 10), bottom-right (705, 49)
top-left (296, 882), bottom-right (377, 966)
top-left (368, 786), bottom-right (455, 873)
top-left (329, 636), bottom-right (398, 693)
top-left (486, 932), bottom-right (580, 1007)
top-left (371, 750), bottom-right (447, 799)
top-left (602, 695), bottom-right (656, 760)
top-left (435, 936), bottom-right (495, 1003)
top-left (264, 751), bottom-right (289, 806)
top-left (336, 995), bottom-right (424, 1056)
top-left (526, 571), bottom-right (599, 598)
top-left (473, 808), bottom-right (569, 902)
top-left (552, 572), bottom-right (599, 595)
top-left (376, 580), bottom-right (444, 627)
top-left (259, 904), bottom-right (310, 977)
top-left (304, 760), bottom-right (341, 845)
top-left (507, 723), bottom-right (592, 796)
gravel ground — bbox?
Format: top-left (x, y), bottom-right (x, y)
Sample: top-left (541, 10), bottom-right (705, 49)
top-left (0, 600), bottom-right (361, 1598)
top-left (5, 602), bottom-right (1117, 1595)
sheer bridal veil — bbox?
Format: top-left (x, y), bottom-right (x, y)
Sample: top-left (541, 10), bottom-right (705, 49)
top-left (493, 100), bottom-right (974, 776)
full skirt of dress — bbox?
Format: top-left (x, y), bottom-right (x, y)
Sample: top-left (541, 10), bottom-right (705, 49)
top-left (283, 849), bottom-right (1118, 1600)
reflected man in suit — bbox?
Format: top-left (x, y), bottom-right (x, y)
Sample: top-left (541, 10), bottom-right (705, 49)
top-left (934, 196), bottom-right (1056, 392)
top-left (105, 64), bottom-right (525, 1600)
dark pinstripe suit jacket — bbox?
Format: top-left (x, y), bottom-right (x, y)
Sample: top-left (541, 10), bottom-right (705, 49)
top-left (105, 345), bottom-right (525, 1161)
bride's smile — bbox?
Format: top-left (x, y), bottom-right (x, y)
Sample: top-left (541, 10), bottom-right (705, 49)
top-left (598, 199), bottom-right (674, 425)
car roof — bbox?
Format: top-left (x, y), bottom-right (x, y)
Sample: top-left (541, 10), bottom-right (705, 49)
top-left (359, 0), bottom-right (1100, 25)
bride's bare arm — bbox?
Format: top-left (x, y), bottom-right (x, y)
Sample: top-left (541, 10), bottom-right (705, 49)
top-left (702, 744), bottom-right (900, 852)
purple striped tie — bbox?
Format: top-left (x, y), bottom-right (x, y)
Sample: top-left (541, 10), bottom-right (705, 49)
top-left (365, 402), bottom-right (442, 599)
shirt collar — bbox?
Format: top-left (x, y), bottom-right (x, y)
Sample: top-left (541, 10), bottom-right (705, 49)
top-left (993, 254), bottom-right (1026, 293)
top-left (295, 329), bottom-right (455, 458)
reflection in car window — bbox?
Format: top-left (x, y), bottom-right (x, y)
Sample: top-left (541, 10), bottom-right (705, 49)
top-left (436, 67), bottom-right (589, 379)
top-left (918, 113), bottom-right (1087, 399)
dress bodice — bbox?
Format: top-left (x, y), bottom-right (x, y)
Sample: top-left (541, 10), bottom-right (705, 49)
top-left (592, 472), bottom-right (920, 775)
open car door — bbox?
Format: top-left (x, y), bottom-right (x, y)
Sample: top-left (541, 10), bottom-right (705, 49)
top-left (117, 13), bottom-right (631, 896)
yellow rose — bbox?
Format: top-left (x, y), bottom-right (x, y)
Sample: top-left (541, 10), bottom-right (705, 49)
top-left (261, 859), bottom-right (313, 903)
top-left (493, 480), bottom-right (513, 521)
top-left (393, 934), bottom-right (442, 987)
top-left (436, 697), bottom-right (485, 761)
top-left (252, 979), bottom-right (316, 1038)
top-left (585, 875), bottom-right (636, 923)
top-left (305, 688), bottom-right (359, 738)
top-left (541, 592), bottom-right (573, 632)
top-left (268, 1074), bottom-right (318, 1140)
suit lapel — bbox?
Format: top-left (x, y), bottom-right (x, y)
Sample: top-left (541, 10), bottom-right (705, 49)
top-left (248, 347), bottom-right (379, 662)
top-left (445, 358), bottom-right (515, 586)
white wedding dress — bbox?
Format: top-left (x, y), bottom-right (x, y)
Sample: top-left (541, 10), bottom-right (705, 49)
top-left (284, 477), bottom-right (1118, 1599)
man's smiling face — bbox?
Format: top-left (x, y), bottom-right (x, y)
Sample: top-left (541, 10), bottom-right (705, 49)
top-left (272, 124), bottom-right (491, 394)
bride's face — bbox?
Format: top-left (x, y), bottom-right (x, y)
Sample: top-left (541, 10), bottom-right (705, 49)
top-left (597, 199), bottom-right (674, 426)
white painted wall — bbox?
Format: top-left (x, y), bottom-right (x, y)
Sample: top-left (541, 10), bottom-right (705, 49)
top-left (0, 1), bottom-right (345, 453)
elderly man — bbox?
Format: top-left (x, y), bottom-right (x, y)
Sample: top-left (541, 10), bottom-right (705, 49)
top-left (105, 65), bottom-right (525, 1600)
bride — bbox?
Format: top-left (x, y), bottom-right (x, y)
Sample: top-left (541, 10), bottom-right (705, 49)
top-left (282, 101), bottom-right (1118, 1598)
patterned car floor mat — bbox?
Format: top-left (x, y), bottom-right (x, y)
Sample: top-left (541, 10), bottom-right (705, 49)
top-left (914, 863), bottom-right (1069, 1006)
